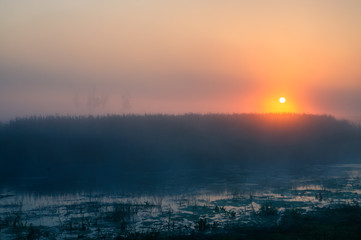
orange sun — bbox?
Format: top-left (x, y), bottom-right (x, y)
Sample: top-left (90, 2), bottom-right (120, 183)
top-left (279, 97), bottom-right (286, 103)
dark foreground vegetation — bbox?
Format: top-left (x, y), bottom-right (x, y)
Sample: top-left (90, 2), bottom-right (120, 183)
top-left (1, 202), bottom-right (361, 240)
top-left (0, 113), bottom-right (361, 191)
top-left (165, 205), bottom-right (361, 240)
top-left (125, 207), bottom-right (361, 240)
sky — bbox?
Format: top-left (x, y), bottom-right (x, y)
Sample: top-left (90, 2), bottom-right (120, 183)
top-left (1, 0), bottom-right (361, 121)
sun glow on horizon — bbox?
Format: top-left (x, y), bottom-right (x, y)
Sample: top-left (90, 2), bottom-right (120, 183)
top-left (0, 1), bottom-right (360, 119)
top-left (254, 94), bottom-right (299, 114)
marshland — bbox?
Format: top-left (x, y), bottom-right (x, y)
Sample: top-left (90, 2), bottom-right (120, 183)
top-left (1, 114), bottom-right (361, 239)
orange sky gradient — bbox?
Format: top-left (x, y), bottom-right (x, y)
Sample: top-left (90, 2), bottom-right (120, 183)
top-left (1, 0), bottom-right (361, 121)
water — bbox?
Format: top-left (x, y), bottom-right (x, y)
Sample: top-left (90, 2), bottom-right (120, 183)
top-left (1, 164), bottom-right (361, 239)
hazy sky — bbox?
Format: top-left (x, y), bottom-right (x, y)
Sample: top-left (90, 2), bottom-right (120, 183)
top-left (1, 0), bottom-right (361, 121)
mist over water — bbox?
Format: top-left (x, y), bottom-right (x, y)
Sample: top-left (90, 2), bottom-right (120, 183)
top-left (0, 113), bottom-right (360, 193)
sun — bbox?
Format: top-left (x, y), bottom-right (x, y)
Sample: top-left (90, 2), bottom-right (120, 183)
top-left (262, 95), bottom-right (295, 113)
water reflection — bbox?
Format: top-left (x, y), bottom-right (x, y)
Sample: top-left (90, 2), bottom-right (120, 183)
top-left (1, 164), bottom-right (361, 238)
